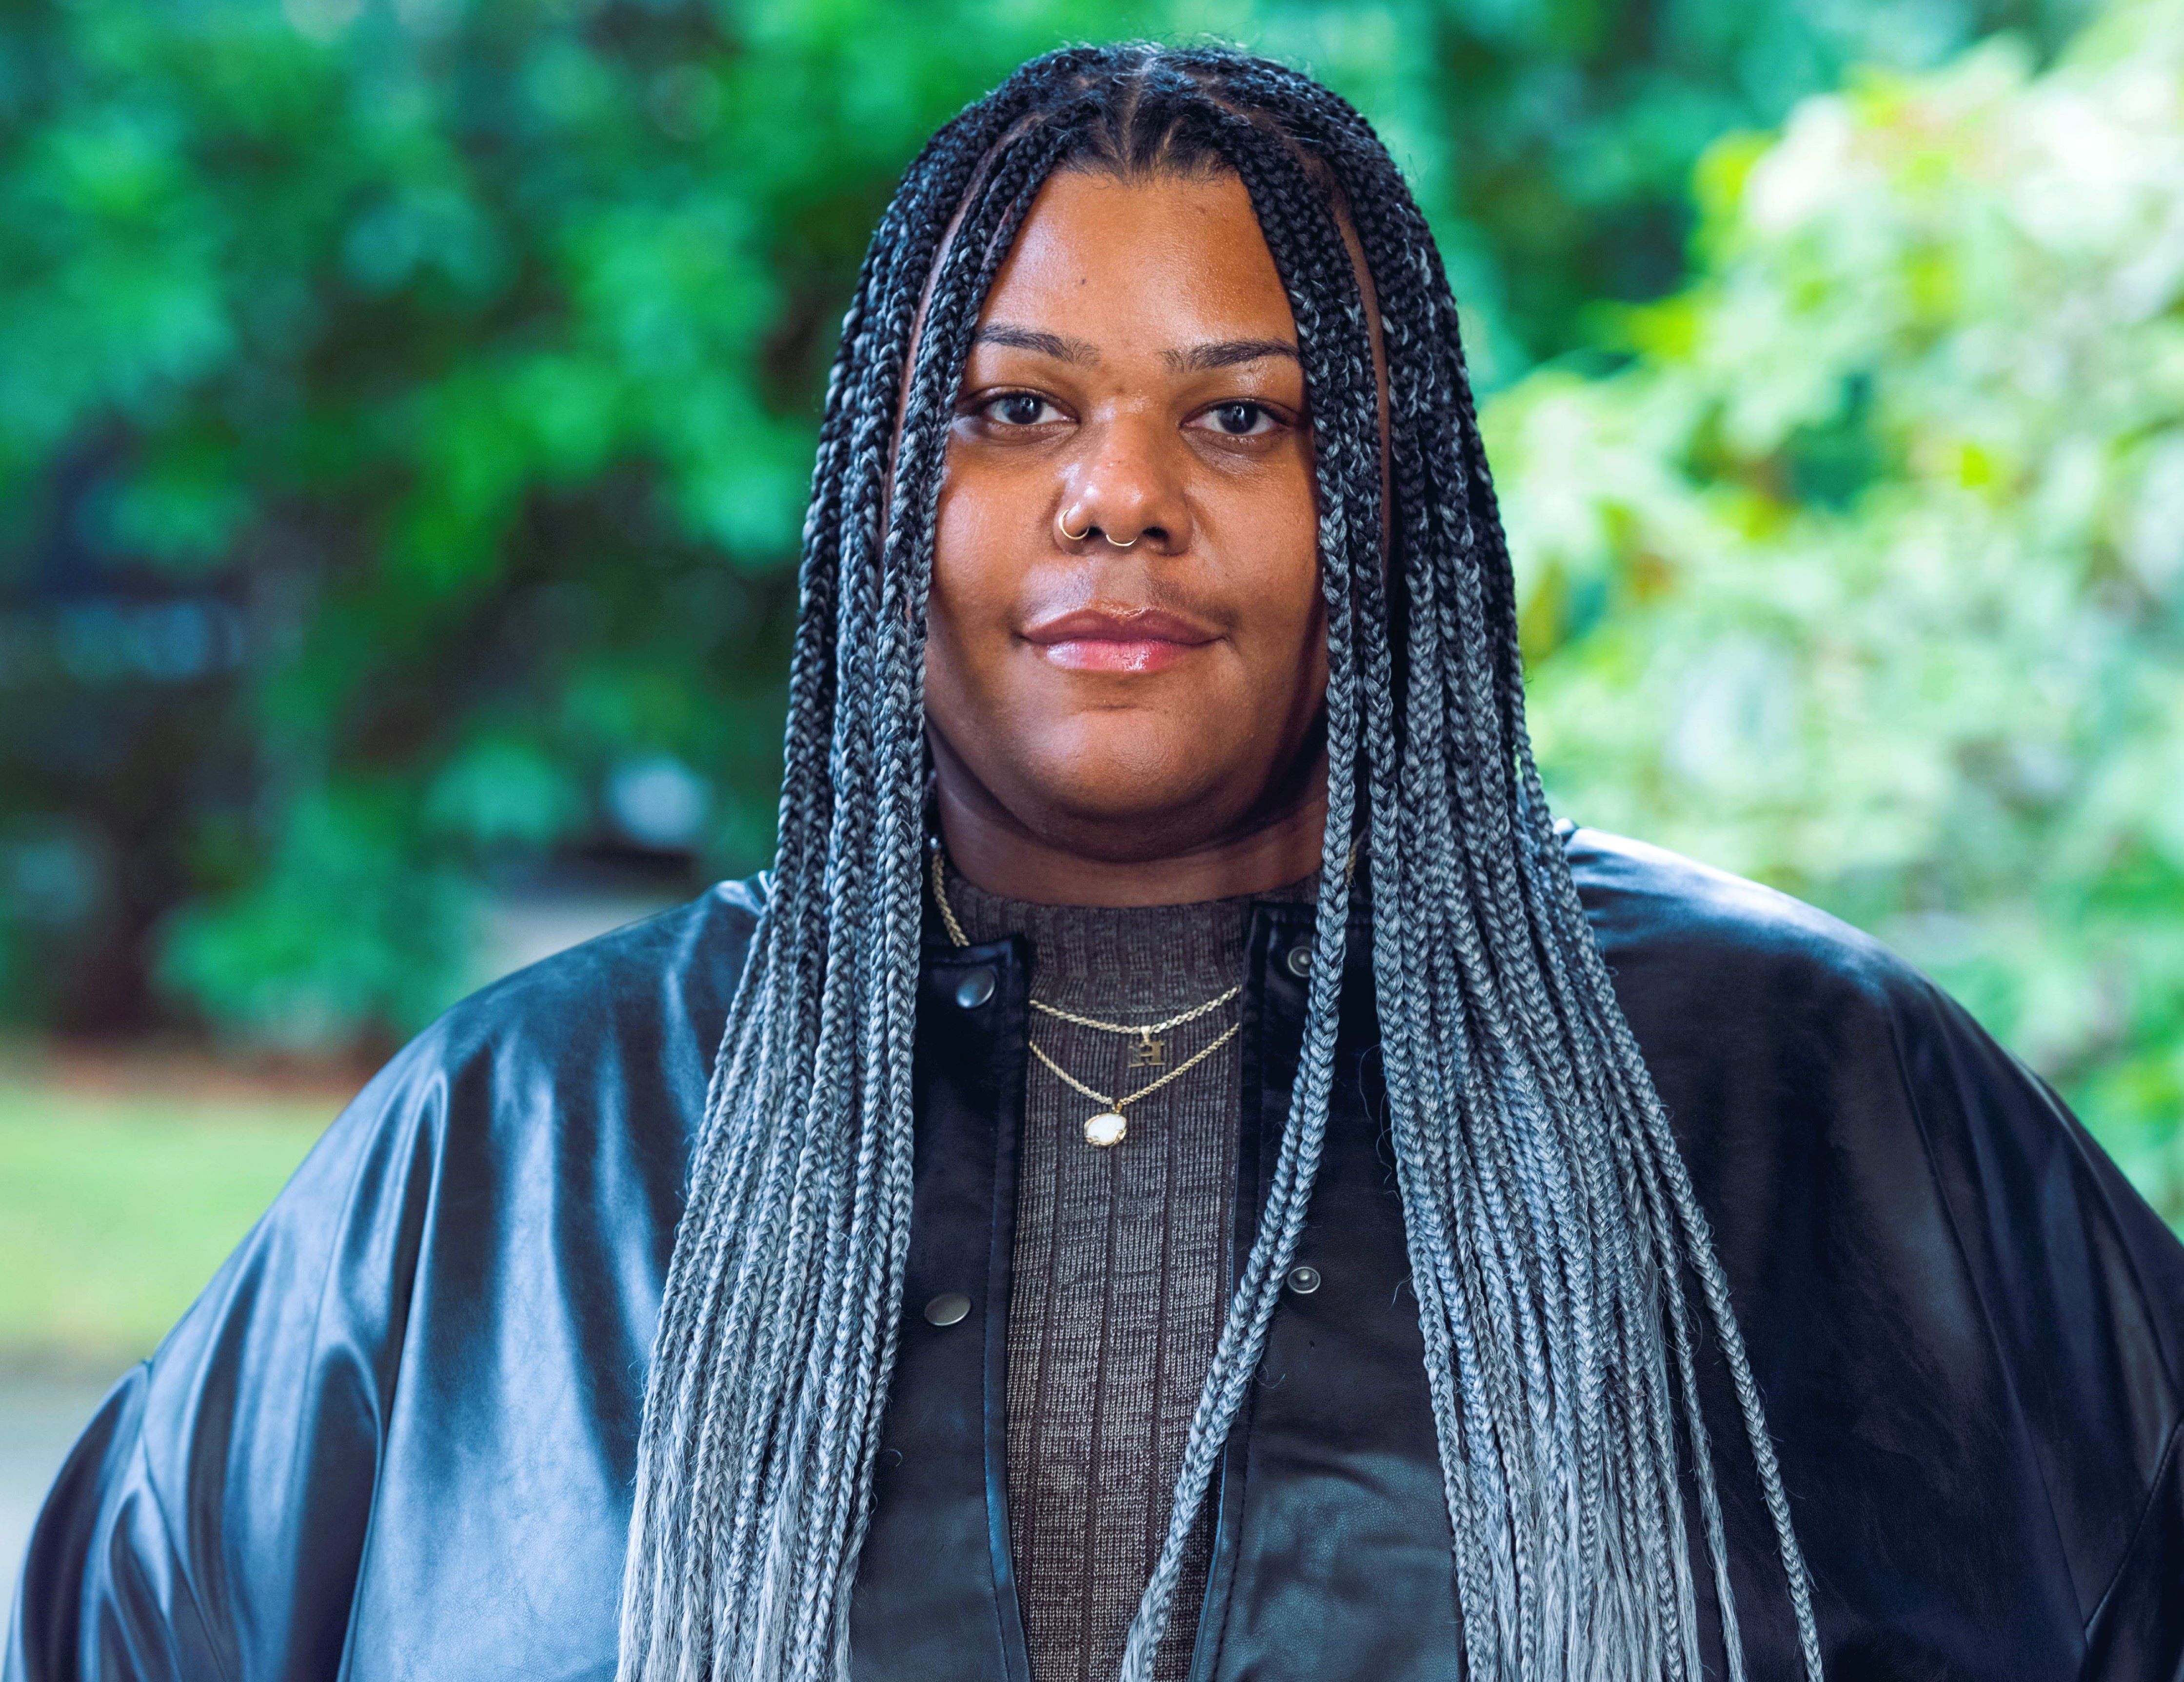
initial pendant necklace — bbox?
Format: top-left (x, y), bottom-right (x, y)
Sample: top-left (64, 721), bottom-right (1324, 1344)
top-left (1026, 1027), bottom-right (1238, 1148)
top-left (930, 844), bottom-right (1241, 1149)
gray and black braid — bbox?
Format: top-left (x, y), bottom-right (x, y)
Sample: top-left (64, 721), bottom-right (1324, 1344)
top-left (618, 43), bottom-right (1824, 1682)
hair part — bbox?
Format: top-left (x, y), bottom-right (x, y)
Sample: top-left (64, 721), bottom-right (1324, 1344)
top-left (618, 42), bottom-right (1823, 1682)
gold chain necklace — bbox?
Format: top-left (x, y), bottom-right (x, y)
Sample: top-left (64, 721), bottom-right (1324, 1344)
top-left (1027, 1028), bottom-right (1240, 1149)
top-left (929, 845), bottom-right (1241, 1148)
top-left (1029, 988), bottom-right (1240, 1071)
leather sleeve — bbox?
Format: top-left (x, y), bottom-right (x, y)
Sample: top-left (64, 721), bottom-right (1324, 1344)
top-left (1896, 985), bottom-right (2184, 1680)
top-left (1568, 826), bottom-right (2184, 1676)
top-left (6, 1024), bottom-right (468, 1681)
top-left (4, 882), bottom-right (759, 1682)
top-left (2080, 1418), bottom-right (2184, 1679)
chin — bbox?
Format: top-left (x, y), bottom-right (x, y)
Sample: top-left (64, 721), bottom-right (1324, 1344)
top-left (1013, 733), bottom-right (1254, 854)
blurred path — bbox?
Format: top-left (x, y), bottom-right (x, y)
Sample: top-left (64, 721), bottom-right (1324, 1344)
top-left (1, 1375), bottom-right (118, 1601)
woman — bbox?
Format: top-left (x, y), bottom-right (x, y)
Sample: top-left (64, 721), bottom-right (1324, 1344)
top-left (12, 43), bottom-right (2181, 1682)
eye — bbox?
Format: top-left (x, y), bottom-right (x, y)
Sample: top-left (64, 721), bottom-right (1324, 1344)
top-left (1193, 401), bottom-right (1280, 438)
top-left (977, 391), bottom-right (1066, 428)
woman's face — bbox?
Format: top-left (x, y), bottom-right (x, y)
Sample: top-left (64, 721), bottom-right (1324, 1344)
top-left (925, 166), bottom-right (1328, 869)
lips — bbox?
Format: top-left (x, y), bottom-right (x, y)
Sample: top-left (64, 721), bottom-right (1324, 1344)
top-left (1020, 606), bottom-right (1218, 674)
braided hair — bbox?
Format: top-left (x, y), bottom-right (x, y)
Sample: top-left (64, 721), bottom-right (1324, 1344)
top-left (619, 44), bottom-right (1822, 1682)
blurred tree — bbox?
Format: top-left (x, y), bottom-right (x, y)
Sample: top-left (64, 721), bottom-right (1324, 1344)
top-left (1491, 0), bottom-right (2184, 1214)
top-left (0, 0), bottom-right (2090, 1046)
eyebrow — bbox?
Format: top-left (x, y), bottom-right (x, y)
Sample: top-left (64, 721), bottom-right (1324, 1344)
top-left (1164, 338), bottom-right (1300, 372)
top-left (971, 323), bottom-right (1099, 363)
top-left (969, 323), bottom-right (1301, 373)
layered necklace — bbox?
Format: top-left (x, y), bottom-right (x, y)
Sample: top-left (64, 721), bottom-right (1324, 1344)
top-left (929, 845), bottom-right (1241, 1149)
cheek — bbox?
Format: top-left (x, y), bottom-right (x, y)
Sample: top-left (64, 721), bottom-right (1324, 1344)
top-left (928, 466), bottom-right (1018, 685)
top-left (1217, 465), bottom-right (1325, 681)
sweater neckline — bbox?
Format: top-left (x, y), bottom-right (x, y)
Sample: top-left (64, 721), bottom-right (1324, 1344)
top-left (940, 867), bottom-right (1310, 1013)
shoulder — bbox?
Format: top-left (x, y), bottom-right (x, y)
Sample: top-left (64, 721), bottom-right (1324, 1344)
top-left (1557, 826), bottom-right (2078, 1207)
top-left (283, 872), bottom-right (773, 1233)
top-left (1561, 824), bottom-right (1914, 1020)
top-left (298, 874), bottom-right (770, 1182)
top-left (1557, 823), bottom-right (1971, 1111)
top-left (187, 870), bottom-right (770, 1315)
top-left (1560, 820), bottom-right (2184, 1389)
top-left (148, 870), bottom-right (772, 1408)
top-left (1561, 828), bottom-right (2184, 1638)
top-left (408, 872), bottom-right (768, 1086)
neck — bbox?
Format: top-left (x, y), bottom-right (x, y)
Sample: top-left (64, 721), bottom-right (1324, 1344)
top-left (932, 756), bottom-right (1329, 908)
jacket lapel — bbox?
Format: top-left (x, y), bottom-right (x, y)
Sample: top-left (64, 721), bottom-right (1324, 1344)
top-left (852, 937), bottom-right (1034, 1682)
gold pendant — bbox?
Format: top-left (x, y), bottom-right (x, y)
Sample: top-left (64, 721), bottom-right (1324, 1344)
top-left (1084, 1111), bottom-right (1128, 1148)
top-left (1130, 1034), bottom-right (1166, 1068)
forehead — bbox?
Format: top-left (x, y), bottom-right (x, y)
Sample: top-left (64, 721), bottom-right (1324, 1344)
top-left (976, 168), bottom-right (1297, 352)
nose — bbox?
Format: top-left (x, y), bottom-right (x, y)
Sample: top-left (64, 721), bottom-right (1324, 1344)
top-left (1056, 412), bottom-right (1192, 554)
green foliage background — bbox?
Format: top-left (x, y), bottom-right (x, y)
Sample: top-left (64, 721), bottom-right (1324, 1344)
top-left (1495, 0), bottom-right (2184, 1215)
top-left (4, 0), bottom-right (2176, 1207)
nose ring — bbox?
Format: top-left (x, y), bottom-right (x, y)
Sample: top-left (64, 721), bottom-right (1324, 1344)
top-left (1058, 509), bottom-right (1135, 549)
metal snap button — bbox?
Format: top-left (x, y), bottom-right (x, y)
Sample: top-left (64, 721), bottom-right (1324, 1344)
top-left (924, 1293), bottom-right (972, 1326)
top-left (953, 967), bottom-right (996, 1009)
top-left (1285, 944), bottom-right (1313, 978)
top-left (1285, 1264), bottom-right (1322, 1296)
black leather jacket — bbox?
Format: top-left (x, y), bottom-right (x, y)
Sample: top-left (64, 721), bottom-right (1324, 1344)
top-left (11, 830), bottom-right (2183, 1680)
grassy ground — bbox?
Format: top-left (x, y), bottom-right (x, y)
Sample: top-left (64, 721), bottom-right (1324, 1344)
top-left (0, 1063), bottom-right (341, 1374)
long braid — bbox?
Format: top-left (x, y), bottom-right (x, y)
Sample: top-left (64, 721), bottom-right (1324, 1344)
top-left (1114, 97), bottom-right (1384, 1678)
top-left (616, 69), bottom-right (1069, 1678)
top-left (1197, 58), bottom-right (1824, 1680)
top-left (1197, 62), bottom-right (1640, 1675)
top-left (620, 42), bottom-right (1823, 1682)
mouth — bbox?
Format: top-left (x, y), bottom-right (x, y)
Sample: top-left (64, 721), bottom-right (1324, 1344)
top-left (1019, 606), bottom-right (1220, 675)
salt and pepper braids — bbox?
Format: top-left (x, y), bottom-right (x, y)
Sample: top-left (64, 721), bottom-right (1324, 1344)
top-left (619, 44), bottom-right (1823, 1682)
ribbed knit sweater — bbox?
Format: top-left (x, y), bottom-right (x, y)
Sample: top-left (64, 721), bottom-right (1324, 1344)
top-left (944, 872), bottom-right (1259, 1682)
